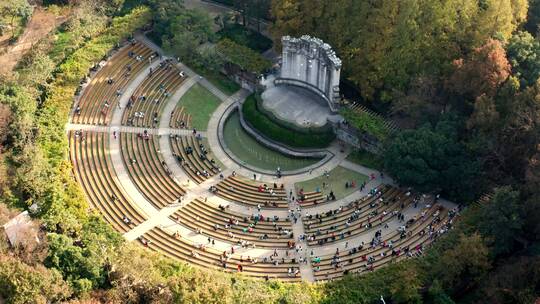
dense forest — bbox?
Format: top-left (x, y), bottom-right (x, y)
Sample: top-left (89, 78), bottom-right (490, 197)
top-left (0, 0), bottom-right (538, 303)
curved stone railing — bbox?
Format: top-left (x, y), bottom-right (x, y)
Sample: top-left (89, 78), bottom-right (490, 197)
top-left (217, 102), bottom-right (334, 175)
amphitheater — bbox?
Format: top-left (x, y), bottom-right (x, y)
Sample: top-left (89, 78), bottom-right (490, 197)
top-left (66, 33), bottom-right (457, 282)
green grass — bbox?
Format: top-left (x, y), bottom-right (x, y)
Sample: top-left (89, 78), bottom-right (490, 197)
top-left (294, 166), bottom-right (368, 200)
top-left (346, 150), bottom-right (384, 171)
top-left (177, 83), bottom-right (221, 131)
top-left (223, 111), bottom-right (320, 171)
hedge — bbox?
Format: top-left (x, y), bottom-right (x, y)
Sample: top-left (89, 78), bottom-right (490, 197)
top-left (241, 94), bottom-right (335, 149)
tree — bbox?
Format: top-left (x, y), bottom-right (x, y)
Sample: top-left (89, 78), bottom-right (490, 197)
top-left (495, 81), bottom-right (540, 183)
top-left (64, 0), bottom-right (108, 46)
top-left (271, 0), bottom-right (525, 101)
top-left (161, 9), bottom-right (214, 63)
top-left (431, 233), bottom-right (491, 294)
top-left (198, 46), bottom-right (224, 72)
top-left (388, 266), bottom-right (422, 303)
top-left (0, 255), bottom-right (71, 303)
top-left (426, 280), bottom-right (455, 304)
top-left (478, 256), bottom-right (540, 304)
top-left (525, 0), bottom-right (540, 35)
top-left (384, 114), bottom-right (479, 201)
top-left (215, 39), bottom-right (271, 73)
top-left (447, 39), bottom-right (511, 101)
top-left (0, 0), bottom-right (32, 38)
top-left (477, 187), bottom-right (523, 256)
top-left (466, 94), bottom-right (500, 132)
top-left (506, 31), bottom-right (540, 86)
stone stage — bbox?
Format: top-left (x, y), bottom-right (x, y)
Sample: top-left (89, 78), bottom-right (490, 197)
top-left (260, 76), bottom-right (334, 128)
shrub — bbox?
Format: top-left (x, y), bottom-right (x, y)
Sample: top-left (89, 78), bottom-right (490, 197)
top-left (340, 108), bottom-right (391, 141)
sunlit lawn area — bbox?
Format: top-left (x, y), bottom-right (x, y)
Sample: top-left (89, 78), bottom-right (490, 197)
top-left (176, 83), bottom-right (221, 130)
top-left (294, 166), bottom-right (368, 200)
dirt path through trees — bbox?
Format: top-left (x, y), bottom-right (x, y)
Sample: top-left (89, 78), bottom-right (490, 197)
top-left (0, 7), bottom-right (64, 75)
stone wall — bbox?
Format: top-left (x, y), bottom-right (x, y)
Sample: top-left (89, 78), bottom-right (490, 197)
top-left (277, 35), bottom-right (341, 112)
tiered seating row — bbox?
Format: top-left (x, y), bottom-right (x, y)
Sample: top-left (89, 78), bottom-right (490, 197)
top-left (169, 106), bottom-right (192, 129)
top-left (140, 227), bottom-right (301, 281)
top-left (119, 133), bottom-right (185, 209)
top-left (215, 176), bottom-right (288, 208)
top-left (69, 131), bottom-right (146, 232)
top-left (170, 135), bottom-right (221, 184)
top-left (313, 204), bottom-right (449, 281)
top-left (171, 199), bottom-right (294, 248)
top-left (304, 186), bottom-right (411, 246)
top-left (122, 59), bottom-right (186, 127)
top-left (297, 190), bottom-right (325, 206)
top-left (73, 42), bottom-right (153, 125)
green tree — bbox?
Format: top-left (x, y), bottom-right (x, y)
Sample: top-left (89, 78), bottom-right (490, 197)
top-left (388, 266), bottom-right (422, 303)
top-left (45, 233), bottom-right (103, 294)
top-left (0, 255), bottom-right (71, 304)
top-left (466, 94), bottom-right (500, 132)
top-left (477, 187), bottom-right (523, 256)
top-left (384, 115), bottom-right (479, 201)
top-left (526, 0), bottom-right (540, 35)
top-left (431, 233), bottom-right (491, 294)
top-left (426, 280), bottom-right (455, 304)
top-left (271, 0), bottom-right (526, 101)
top-left (506, 31), bottom-right (540, 86)
top-left (495, 81), bottom-right (540, 184)
top-left (0, 0), bottom-right (32, 38)
top-left (478, 256), bottom-right (540, 304)
top-left (215, 38), bottom-right (271, 73)
top-left (161, 9), bottom-right (214, 63)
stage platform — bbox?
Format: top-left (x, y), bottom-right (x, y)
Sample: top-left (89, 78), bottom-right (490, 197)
top-left (260, 76), bottom-right (333, 128)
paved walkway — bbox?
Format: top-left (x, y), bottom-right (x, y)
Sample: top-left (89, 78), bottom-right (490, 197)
top-left (65, 123), bottom-right (206, 137)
